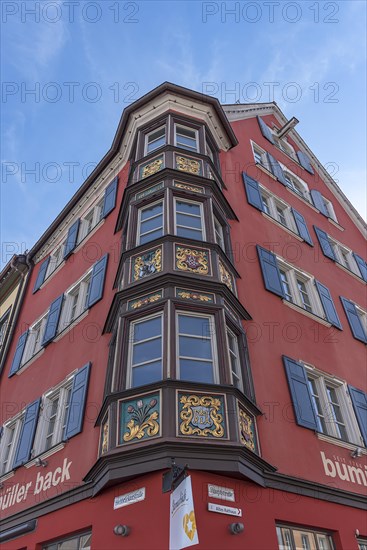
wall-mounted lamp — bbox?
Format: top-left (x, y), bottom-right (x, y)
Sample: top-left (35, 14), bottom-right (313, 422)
top-left (35, 457), bottom-right (48, 467)
top-left (351, 448), bottom-right (363, 459)
top-left (113, 525), bottom-right (130, 537)
top-left (229, 523), bottom-right (244, 535)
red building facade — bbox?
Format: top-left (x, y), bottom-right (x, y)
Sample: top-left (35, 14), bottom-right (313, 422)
top-left (0, 83), bottom-right (366, 550)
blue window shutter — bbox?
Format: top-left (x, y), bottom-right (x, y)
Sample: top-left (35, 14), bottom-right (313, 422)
top-left (314, 226), bottom-right (336, 260)
top-left (42, 294), bottom-right (64, 346)
top-left (297, 151), bottom-right (314, 174)
top-left (63, 219), bottom-right (80, 259)
top-left (87, 254), bottom-right (108, 308)
top-left (353, 253), bottom-right (367, 282)
top-left (292, 209), bottom-right (313, 246)
top-left (257, 245), bottom-right (285, 298)
top-left (33, 257), bottom-right (50, 293)
top-left (315, 281), bottom-right (342, 329)
top-left (348, 386), bottom-right (367, 446)
top-left (242, 173), bottom-right (264, 211)
top-left (340, 297), bottom-right (367, 343)
top-left (266, 153), bottom-right (288, 186)
top-left (9, 330), bottom-right (29, 377)
top-left (283, 356), bottom-right (317, 430)
top-left (310, 190), bottom-right (328, 216)
top-left (102, 177), bottom-right (118, 218)
top-left (64, 363), bottom-right (91, 439)
top-left (12, 399), bottom-right (41, 468)
top-left (257, 116), bottom-right (274, 144)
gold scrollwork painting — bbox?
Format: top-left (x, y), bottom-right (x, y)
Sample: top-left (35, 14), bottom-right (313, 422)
top-left (219, 261), bottom-right (233, 291)
top-left (175, 156), bottom-right (201, 175)
top-left (175, 247), bottom-right (209, 275)
top-left (119, 394), bottom-right (161, 444)
top-left (179, 394), bottom-right (226, 438)
top-left (238, 406), bottom-right (256, 452)
top-left (133, 248), bottom-right (162, 281)
top-left (141, 158), bottom-right (164, 179)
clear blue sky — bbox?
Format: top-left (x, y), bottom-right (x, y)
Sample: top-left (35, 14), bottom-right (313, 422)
top-left (1, 0), bottom-right (366, 268)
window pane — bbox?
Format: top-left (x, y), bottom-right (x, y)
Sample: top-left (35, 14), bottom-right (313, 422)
top-left (141, 203), bottom-right (162, 221)
top-left (147, 128), bottom-right (165, 152)
top-left (180, 359), bottom-right (214, 383)
top-left (132, 360), bottom-right (162, 387)
top-left (133, 338), bottom-right (162, 365)
top-left (179, 315), bottom-right (211, 337)
top-left (133, 317), bottom-right (161, 342)
top-left (176, 227), bottom-right (203, 240)
top-left (58, 540), bottom-right (79, 550)
top-left (141, 216), bottom-right (163, 234)
top-left (179, 335), bottom-right (212, 359)
top-left (176, 201), bottom-right (201, 216)
top-left (140, 229), bottom-right (163, 244)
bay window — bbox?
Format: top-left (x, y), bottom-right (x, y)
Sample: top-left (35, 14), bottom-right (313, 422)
top-left (145, 126), bottom-right (166, 154)
top-left (175, 125), bottom-right (198, 152)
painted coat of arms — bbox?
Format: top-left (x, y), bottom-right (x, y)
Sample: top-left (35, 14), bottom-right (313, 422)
top-left (176, 247), bottom-right (209, 275)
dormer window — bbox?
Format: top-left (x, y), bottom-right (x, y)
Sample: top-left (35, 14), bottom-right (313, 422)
top-left (145, 126), bottom-right (166, 154)
top-left (175, 125), bottom-right (198, 152)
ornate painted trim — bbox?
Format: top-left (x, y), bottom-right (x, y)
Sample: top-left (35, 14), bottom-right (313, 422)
top-left (175, 288), bottom-right (214, 303)
top-left (219, 260), bottom-right (234, 291)
top-left (132, 247), bottom-right (162, 282)
top-left (177, 391), bottom-right (228, 439)
top-left (139, 155), bottom-right (164, 179)
top-left (175, 155), bottom-right (202, 176)
top-left (117, 391), bottom-right (162, 446)
top-left (175, 245), bottom-right (210, 275)
top-left (135, 181), bottom-right (164, 201)
top-left (100, 410), bottom-right (110, 456)
top-left (173, 181), bottom-right (204, 194)
top-left (128, 290), bottom-right (163, 310)
top-left (237, 401), bottom-right (258, 453)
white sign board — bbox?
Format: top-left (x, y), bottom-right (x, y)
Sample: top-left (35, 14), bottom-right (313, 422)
top-left (208, 502), bottom-right (242, 517)
top-left (170, 476), bottom-right (199, 550)
top-left (114, 487), bottom-right (145, 509)
top-left (207, 484), bottom-right (235, 502)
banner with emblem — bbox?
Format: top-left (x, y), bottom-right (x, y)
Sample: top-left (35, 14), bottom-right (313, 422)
top-left (169, 475), bottom-right (199, 550)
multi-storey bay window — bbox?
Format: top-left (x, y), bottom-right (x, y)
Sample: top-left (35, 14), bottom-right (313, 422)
top-left (283, 356), bottom-right (366, 447)
top-left (174, 198), bottom-right (204, 240)
top-left (175, 124), bottom-right (198, 152)
top-left (145, 126), bottom-right (166, 154)
top-left (128, 314), bottom-right (163, 388)
top-left (276, 524), bottom-right (334, 550)
top-left (137, 201), bottom-right (164, 245)
top-left (177, 313), bottom-right (217, 384)
top-left (43, 531), bottom-right (92, 550)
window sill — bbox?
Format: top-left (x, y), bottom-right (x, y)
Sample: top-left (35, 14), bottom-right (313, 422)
top-left (54, 309), bottom-right (89, 343)
top-left (316, 433), bottom-right (366, 454)
top-left (40, 259), bottom-right (65, 289)
top-left (74, 218), bottom-right (105, 255)
top-left (285, 187), bottom-right (319, 212)
top-left (17, 348), bottom-right (45, 375)
top-left (328, 217), bottom-right (344, 232)
top-left (282, 299), bottom-right (331, 327)
top-left (25, 442), bottom-right (66, 469)
top-left (0, 470), bottom-right (15, 484)
top-left (255, 163), bottom-right (277, 180)
top-left (261, 212), bottom-right (303, 242)
top-left (335, 262), bottom-right (365, 283)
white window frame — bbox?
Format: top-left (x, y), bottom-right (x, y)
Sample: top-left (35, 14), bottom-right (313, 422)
top-left (328, 237), bottom-right (360, 275)
top-left (277, 259), bottom-right (325, 318)
top-left (226, 327), bottom-right (243, 391)
top-left (78, 197), bottom-right (104, 244)
top-left (46, 243), bottom-right (65, 278)
top-left (33, 379), bottom-right (73, 455)
top-left (305, 365), bottom-right (364, 445)
top-left (0, 411), bottom-right (25, 476)
top-left (251, 142), bottom-right (268, 168)
top-left (260, 186), bottom-right (298, 234)
top-left (174, 197), bottom-right (205, 241)
top-left (282, 169), bottom-right (311, 202)
top-left (0, 308), bottom-right (11, 350)
top-left (137, 199), bottom-right (164, 246)
top-left (144, 125), bottom-right (166, 155)
top-left (58, 271), bottom-right (92, 333)
top-left (21, 313), bottom-right (48, 365)
top-left (176, 311), bottom-right (219, 384)
top-left (127, 312), bottom-right (163, 389)
top-left (272, 134), bottom-right (297, 160)
top-left (355, 304), bottom-right (367, 335)
top-left (214, 216), bottom-right (225, 250)
top-left (322, 196), bottom-right (338, 222)
top-left (43, 531), bottom-right (92, 550)
top-left (174, 124), bottom-right (199, 152)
